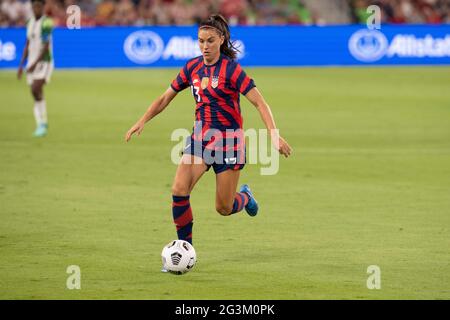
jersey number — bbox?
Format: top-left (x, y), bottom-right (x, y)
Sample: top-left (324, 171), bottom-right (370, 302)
top-left (191, 84), bottom-right (201, 102)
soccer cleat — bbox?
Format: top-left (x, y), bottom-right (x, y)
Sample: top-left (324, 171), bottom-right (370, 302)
top-left (240, 184), bottom-right (258, 217)
top-left (32, 124), bottom-right (48, 138)
top-left (161, 267), bottom-right (169, 273)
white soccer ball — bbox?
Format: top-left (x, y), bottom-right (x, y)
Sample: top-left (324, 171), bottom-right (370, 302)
top-left (161, 240), bottom-right (197, 275)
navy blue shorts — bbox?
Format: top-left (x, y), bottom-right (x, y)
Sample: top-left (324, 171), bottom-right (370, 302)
top-left (182, 134), bottom-right (246, 174)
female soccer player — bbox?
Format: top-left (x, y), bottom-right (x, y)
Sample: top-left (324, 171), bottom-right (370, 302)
top-left (125, 14), bottom-right (292, 246)
top-left (17, 0), bottom-right (54, 137)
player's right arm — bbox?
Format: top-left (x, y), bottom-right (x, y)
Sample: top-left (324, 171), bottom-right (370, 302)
top-left (17, 39), bottom-right (29, 80)
top-left (125, 87), bottom-right (178, 142)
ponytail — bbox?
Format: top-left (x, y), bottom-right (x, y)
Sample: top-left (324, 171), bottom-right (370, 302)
top-left (199, 14), bottom-right (239, 60)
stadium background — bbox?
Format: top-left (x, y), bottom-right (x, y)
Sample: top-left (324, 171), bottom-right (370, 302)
top-left (0, 0), bottom-right (449, 299)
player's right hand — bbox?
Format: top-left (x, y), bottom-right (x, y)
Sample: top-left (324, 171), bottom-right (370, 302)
top-left (125, 120), bottom-right (145, 142)
top-left (17, 67), bottom-right (23, 80)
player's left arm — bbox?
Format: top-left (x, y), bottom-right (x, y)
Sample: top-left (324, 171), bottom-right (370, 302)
top-left (244, 87), bottom-right (292, 158)
top-left (27, 18), bottom-right (52, 73)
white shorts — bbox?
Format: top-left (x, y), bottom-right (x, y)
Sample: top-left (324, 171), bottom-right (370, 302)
top-left (27, 61), bottom-right (54, 85)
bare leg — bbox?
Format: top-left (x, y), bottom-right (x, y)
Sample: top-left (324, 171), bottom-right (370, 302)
top-left (215, 169), bottom-right (241, 216)
top-left (171, 154), bottom-right (208, 196)
top-left (170, 154), bottom-right (208, 244)
top-left (31, 79), bottom-right (45, 102)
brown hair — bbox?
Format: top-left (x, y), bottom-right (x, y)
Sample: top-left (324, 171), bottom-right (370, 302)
top-left (199, 14), bottom-right (239, 60)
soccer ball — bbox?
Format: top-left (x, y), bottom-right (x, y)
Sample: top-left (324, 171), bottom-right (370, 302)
top-left (161, 240), bottom-right (197, 275)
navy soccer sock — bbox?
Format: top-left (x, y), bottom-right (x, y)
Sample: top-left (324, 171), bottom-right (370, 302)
top-left (172, 195), bottom-right (193, 244)
top-left (230, 192), bottom-right (249, 214)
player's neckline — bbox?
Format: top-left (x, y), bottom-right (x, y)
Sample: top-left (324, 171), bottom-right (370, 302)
top-left (203, 54), bottom-right (222, 67)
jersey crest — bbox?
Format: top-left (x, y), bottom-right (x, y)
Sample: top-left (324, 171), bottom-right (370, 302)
top-left (211, 76), bottom-right (219, 88)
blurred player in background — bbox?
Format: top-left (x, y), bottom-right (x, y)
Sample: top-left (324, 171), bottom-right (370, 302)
top-left (17, 0), bottom-right (54, 138)
top-left (126, 14), bottom-right (292, 253)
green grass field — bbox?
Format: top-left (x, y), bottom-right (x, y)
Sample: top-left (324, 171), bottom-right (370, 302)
top-left (0, 67), bottom-right (449, 299)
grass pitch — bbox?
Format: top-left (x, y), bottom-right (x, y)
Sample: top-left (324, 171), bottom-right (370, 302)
top-left (0, 67), bottom-right (449, 299)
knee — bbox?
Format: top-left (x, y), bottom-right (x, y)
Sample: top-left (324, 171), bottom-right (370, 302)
top-left (31, 88), bottom-right (38, 100)
top-left (215, 203), bottom-right (233, 216)
top-left (31, 88), bottom-right (41, 101)
top-left (171, 182), bottom-right (190, 196)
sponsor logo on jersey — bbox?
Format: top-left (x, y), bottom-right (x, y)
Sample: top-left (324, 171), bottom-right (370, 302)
top-left (201, 77), bottom-right (209, 90)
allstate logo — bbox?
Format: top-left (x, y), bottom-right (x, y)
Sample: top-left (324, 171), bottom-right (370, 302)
top-left (0, 40), bottom-right (16, 61)
top-left (348, 29), bottom-right (388, 62)
top-left (124, 30), bottom-right (164, 64)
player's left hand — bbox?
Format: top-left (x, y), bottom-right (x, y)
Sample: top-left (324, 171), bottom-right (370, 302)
top-left (271, 131), bottom-right (292, 158)
top-left (277, 136), bottom-right (292, 158)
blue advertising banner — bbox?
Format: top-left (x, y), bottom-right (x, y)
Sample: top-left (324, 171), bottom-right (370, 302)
top-left (1, 25), bottom-right (450, 68)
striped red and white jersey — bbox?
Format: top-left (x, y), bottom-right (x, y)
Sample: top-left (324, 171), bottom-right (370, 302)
top-left (170, 54), bottom-right (256, 132)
